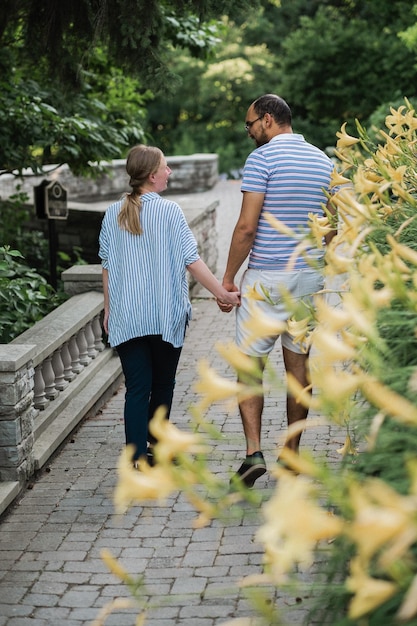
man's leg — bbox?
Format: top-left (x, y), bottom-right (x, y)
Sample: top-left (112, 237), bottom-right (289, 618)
top-left (282, 346), bottom-right (310, 451)
top-left (238, 356), bottom-right (265, 455)
top-left (231, 357), bottom-right (267, 488)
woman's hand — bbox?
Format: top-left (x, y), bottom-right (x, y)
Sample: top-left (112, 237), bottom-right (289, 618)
top-left (216, 286), bottom-right (240, 312)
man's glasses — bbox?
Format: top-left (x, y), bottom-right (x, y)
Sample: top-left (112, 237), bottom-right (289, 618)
top-left (244, 116), bottom-right (262, 132)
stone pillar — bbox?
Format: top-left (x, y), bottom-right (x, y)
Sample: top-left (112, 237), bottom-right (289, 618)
top-left (0, 345), bottom-right (38, 483)
top-left (61, 264), bottom-right (103, 296)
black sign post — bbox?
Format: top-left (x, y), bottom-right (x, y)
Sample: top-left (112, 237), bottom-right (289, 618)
top-left (34, 180), bottom-right (69, 290)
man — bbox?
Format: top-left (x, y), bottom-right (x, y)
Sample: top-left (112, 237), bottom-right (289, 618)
top-left (219, 93), bottom-right (337, 488)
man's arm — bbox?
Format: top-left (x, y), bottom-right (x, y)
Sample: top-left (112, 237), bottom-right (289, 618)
top-left (223, 191), bottom-right (265, 290)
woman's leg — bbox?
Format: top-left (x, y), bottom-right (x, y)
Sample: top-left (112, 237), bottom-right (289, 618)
top-left (147, 335), bottom-right (182, 445)
top-left (116, 337), bottom-right (152, 461)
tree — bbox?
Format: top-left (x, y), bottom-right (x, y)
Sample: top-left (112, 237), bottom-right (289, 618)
top-left (144, 0), bottom-right (417, 171)
top-left (145, 17), bottom-right (277, 175)
top-left (279, 3), bottom-right (417, 146)
top-left (0, 0), bottom-right (256, 177)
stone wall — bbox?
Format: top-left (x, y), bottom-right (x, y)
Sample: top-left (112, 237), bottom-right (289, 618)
top-left (0, 153), bottom-right (219, 201)
top-left (0, 345), bottom-right (37, 485)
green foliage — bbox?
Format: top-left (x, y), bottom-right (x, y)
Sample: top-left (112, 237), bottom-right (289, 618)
top-left (0, 1), bottom-right (254, 176)
top-left (146, 23), bottom-right (275, 174)
top-left (0, 246), bottom-right (63, 343)
top-left (0, 70), bottom-right (147, 176)
top-left (145, 0), bottom-right (417, 170)
top-left (0, 191), bottom-right (86, 285)
top-left (0, 192), bottom-right (49, 271)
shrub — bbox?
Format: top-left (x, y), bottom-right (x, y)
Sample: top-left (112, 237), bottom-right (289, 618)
top-left (0, 246), bottom-right (64, 343)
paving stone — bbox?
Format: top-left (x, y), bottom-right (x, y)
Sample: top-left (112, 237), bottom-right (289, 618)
top-left (33, 607), bottom-right (71, 620)
top-left (58, 589), bottom-right (100, 608)
top-left (21, 592), bottom-right (59, 607)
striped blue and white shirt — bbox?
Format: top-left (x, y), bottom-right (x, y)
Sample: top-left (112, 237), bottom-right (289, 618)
top-left (241, 133), bottom-right (334, 270)
top-left (99, 192), bottom-right (200, 348)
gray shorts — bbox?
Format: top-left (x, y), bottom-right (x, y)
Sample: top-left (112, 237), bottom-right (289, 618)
top-left (236, 268), bottom-right (324, 357)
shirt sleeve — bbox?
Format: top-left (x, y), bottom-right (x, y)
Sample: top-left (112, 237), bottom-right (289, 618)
top-left (240, 149), bottom-right (269, 194)
top-left (176, 206), bottom-right (200, 266)
top-left (98, 213), bottom-right (109, 270)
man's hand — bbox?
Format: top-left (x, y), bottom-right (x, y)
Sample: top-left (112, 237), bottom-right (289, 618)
top-left (217, 280), bottom-right (238, 313)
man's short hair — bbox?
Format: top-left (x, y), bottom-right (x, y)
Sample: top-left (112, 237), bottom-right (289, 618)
top-left (253, 94), bottom-right (292, 127)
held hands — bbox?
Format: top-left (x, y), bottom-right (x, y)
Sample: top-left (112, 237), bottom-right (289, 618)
top-left (217, 281), bottom-right (240, 313)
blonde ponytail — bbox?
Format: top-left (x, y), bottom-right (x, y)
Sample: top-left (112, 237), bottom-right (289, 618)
top-left (118, 193), bottom-right (143, 235)
top-left (117, 144), bottom-right (163, 235)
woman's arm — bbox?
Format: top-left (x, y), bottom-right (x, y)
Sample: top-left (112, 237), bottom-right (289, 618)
top-left (187, 259), bottom-right (240, 306)
top-left (102, 267), bottom-right (110, 334)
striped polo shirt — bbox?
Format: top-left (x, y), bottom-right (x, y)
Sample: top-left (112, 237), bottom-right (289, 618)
top-left (241, 133), bottom-right (334, 270)
top-left (99, 192), bottom-right (200, 348)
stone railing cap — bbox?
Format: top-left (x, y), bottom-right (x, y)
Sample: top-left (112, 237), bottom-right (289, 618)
top-left (0, 344), bottom-right (37, 371)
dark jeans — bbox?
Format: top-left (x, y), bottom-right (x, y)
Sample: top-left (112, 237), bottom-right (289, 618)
top-left (116, 335), bottom-right (182, 461)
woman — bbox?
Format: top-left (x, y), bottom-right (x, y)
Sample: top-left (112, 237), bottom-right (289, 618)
top-left (99, 144), bottom-right (240, 465)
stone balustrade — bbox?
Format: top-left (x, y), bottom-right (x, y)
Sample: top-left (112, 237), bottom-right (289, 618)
top-left (0, 291), bottom-right (122, 515)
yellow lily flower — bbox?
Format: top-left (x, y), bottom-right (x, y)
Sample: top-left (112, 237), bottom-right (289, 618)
top-left (336, 122), bottom-right (360, 148)
top-left (287, 316), bottom-right (312, 352)
top-left (337, 434), bottom-right (358, 456)
top-left (101, 549), bottom-right (132, 583)
top-left (348, 478), bottom-right (417, 571)
top-left (310, 365), bottom-right (362, 405)
top-left (308, 212), bottom-right (333, 247)
top-left (286, 373), bottom-right (320, 410)
top-left (313, 327), bottom-right (357, 363)
top-left (257, 474), bottom-right (343, 580)
top-left (387, 234), bottom-right (417, 266)
top-left (245, 282), bottom-right (267, 301)
top-left (194, 359), bottom-right (254, 409)
top-left (114, 445), bottom-right (176, 513)
top-left (91, 598), bottom-right (143, 626)
top-left (348, 484), bottom-right (411, 561)
top-left (215, 341), bottom-right (261, 376)
top-left (341, 292), bottom-right (376, 336)
top-left (323, 245), bottom-right (355, 275)
top-left (314, 297), bottom-right (352, 331)
top-left (347, 557), bottom-right (397, 619)
top-left (277, 446), bottom-right (320, 477)
top-left (361, 377), bottom-right (417, 425)
top-left (385, 104), bottom-right (417, 136)
top-left (149, 407), bottom-right (207, 462)
top-left (363, 159), bottom-right (384, 182)
top-left (335, 187), bottom-right (376, 221)
top-left (354, 167), bottom-right (382, 196)
top-left (241, 301), bottom-right (287, 347)
top-left (263, 212), bottom-right (299, 238)
top-left (330, 167), bottom-right (351, 188)
top-left (377, 130), bottom-right (404, 156)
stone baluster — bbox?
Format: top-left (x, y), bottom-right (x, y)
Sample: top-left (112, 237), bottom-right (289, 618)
top-left (42, 355), bottom-right (59, 400)
top-left (77, 327), bottom-right (91, 367)
top-left (85, 320), bottom-right (98, 360)
top-left (52, 349), bottom-right (69, 392)
top-left (61, 341), bottom-right (76, 382)
top-left (92, 315), bottom-right (105, 352)
top-left (68, 334), bottom-right (84, 375)
top-left (33, 364), bottom-right (50, 410)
